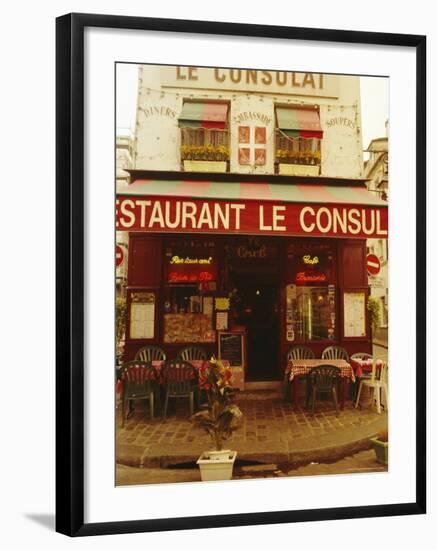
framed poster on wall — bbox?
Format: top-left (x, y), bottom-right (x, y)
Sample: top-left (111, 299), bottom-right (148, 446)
top-left (343, 289), bottom-right (368, 339)
top-left (56, 13), bottom-right (426, 536)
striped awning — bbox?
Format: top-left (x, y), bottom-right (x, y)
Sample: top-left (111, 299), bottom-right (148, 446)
top-left (276, 108), bottom-right (323, 139)
top-left (119, 179), bottom-right (386, 207)
top-left (179, 102), bottom-right (228, 129)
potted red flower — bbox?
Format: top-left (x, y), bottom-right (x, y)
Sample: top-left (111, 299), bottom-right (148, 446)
top-left (192, 357), bottom-right (242, 481)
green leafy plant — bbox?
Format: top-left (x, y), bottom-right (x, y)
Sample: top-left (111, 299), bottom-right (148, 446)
top-left (367, 296), bottom-right (381, 331)
top-left (116, 294), bottom-right (127, 360)
top-left (192, 357), bottom-right (242, 451)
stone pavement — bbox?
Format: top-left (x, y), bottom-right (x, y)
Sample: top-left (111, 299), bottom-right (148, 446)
top-left (116, 449), bottom-right (387, 486)
top-left (116, 390), bottom-right (388, 470)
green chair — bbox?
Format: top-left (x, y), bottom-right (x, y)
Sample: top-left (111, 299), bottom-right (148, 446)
top-left (177, 346), bottom-right (208, 361)
top-left (119, 361), bottom-right (159, 427)
top-left (135, 345), bottom-right (166, 362)
top-left (161, 360), bottom-right (199, 418)
top-left (306, 365), bottom-right (341, 416)
top-left (285, 346), bottom-right (315, 400)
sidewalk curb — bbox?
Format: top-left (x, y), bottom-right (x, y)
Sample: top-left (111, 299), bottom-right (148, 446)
top-left (117, 415), bottom-right (387, 468)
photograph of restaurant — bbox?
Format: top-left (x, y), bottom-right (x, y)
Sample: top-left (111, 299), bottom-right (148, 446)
top-left (115, 64), bottom-right (389, 485)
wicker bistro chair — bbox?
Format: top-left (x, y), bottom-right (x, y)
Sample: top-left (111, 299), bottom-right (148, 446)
top-left (161, 360), bottom-right (200, 418)
top-left (306, 365), bottom-right (341, 416)
top-left (321, 345), bottom-right (350, 362)
top-left (284, 346), bottom-right (315, 400)
top-left (135, 345), bottom-right (166, 362)
top-left (119, 361), bottom-right (159, 427)
top-left (177, 346), bottom-right (208, 361)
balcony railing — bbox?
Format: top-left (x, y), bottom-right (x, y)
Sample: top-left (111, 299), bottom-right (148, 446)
top-left (181, 127), bottom-right (228, 147)
top-left (275, 131), bottom-right (321, 167)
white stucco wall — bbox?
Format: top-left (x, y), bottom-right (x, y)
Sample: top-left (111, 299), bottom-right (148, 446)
top-left (133, 65), bottom-right (364, 179)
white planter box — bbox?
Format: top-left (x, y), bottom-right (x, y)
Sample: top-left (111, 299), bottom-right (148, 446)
top-left (278, 163), bottom-right (320, 176)
top-left (183, 160), bottom-right (227, 173)
top-left (197, 450), bottom-right (237, 481)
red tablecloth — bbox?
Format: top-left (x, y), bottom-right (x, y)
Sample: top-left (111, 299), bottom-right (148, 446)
top-left (117, 360), bottom-right (230, 391)
top-left (350, 358), bottom-right (383, 378)
top-left (151, 359), bottom-right (209, 386)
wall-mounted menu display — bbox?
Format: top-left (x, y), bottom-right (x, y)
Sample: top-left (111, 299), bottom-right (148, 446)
top-left (163, 313), bottom-right (215, 343)
top-left (343, 291), bottom-right (366, 338)
top-left (218, 331), bottom-right (245, 368)
top-left (130, 292), bottom-right (155, 339)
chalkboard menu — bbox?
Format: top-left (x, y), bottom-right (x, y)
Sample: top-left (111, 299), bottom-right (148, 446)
top-left (218, 331), bottom-right (245, 367)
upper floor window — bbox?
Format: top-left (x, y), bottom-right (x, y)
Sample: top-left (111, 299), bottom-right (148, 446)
top-left (179, 102), bottom-right (229, 171)
top-left (275, 106), bottom-right (323, 175)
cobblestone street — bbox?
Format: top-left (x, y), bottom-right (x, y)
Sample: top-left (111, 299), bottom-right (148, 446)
top-left (116, 388), bottom-right (388, 481)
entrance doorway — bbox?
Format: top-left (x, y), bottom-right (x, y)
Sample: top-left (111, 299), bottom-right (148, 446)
top-left (232, 269), bottom-right (280, 381)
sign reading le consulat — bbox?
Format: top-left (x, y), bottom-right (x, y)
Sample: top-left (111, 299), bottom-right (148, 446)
top-left (116, 197), bottom-right (388, 239)
top-left (160, 67), bottom-right (340, 98)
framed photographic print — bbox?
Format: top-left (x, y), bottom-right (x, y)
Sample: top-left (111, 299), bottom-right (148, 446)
top-left (56, 13), bottom-right (426, 536)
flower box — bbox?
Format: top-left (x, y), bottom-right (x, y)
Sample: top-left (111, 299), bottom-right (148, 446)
top-left (370, 437), bottom-right (389, 465)
top-left (278, 163), bottom-right (320, 176)
top-left (183, 160), bottom-right (227, 173)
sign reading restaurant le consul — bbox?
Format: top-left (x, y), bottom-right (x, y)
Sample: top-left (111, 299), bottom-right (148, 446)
top-left (160, 66), bottom-right (339, 98)
top-left (116, 196), bottom-right (388, 240)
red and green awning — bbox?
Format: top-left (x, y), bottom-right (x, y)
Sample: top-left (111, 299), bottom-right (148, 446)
top-left (120, 179), bottom-right (386, 206)
top-left (276, 108), bottom-right (323, 139)
top-left (179, 102), bottom-right (228, 130)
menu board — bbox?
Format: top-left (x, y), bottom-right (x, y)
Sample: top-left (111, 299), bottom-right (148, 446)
top-left (163, 313), bottom-right (215, 343)
top-left (130, 292), bottom-right (155, 339)
top-left (343, 291), bottom-right (366, 338)
top-left (218, 331), bottom-right (245, 368)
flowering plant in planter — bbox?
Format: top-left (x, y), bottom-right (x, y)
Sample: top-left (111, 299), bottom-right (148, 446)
top-left (276, 148), bottom-right (321, 165)
top-left (276, 148), bottom-right (298, 164)
top-left (192, 357), bottom-right (242, 451)
top-left (181, 145), bottom-right (230, 162)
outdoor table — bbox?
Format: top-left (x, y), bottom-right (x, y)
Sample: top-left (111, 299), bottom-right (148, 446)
top-left (117, 359), bottom-right (230, 390)
top-left (350, 358), bottom-right (383, 379)
top-left (117, 359), bottom-right (229, 418)
top-left (286, 359), bottom-right (355, 410)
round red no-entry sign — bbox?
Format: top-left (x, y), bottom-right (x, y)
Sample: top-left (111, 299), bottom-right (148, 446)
top-left (116, 244), bottom-right (124, 267)
top-left (367, 254), bottom-right (381, 276)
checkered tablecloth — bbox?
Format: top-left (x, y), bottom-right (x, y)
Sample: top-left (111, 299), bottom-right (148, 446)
top-left (287, 359), bottom-right (355, 382)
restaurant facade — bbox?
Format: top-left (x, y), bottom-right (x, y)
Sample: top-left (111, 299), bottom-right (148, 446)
top-left (116, 65), bottom-right (388, 389)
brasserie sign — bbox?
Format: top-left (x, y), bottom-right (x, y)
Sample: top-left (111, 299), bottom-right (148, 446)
top-left (116, 196), bottom-right (388, 239)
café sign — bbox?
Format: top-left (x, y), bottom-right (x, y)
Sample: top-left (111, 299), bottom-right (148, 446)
top-left (116, 196), bottom-right (388, 239)
top-left (166, 254), bottom-right (217, 283)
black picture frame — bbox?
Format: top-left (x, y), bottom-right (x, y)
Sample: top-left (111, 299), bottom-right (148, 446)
top-left (56, 12), bottom-right (426, 537)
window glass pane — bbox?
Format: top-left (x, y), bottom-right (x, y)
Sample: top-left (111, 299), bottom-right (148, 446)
top-left (286, 284), bottom-right (336, 342)
top-left (285, 243), bottom-right (336, 342)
